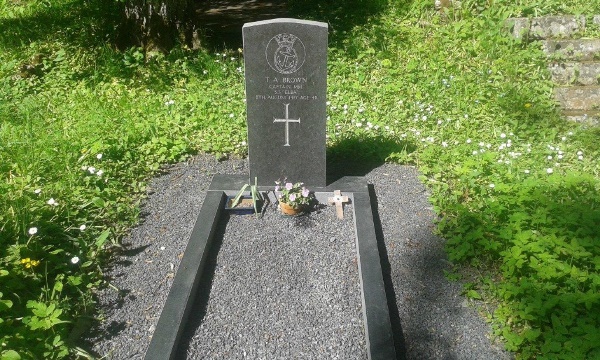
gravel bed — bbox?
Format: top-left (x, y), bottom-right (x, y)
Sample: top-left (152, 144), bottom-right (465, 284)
top-left (177, 202), bottom-right (365, 359)
top-left (85, 154), bottom-right (513, 359)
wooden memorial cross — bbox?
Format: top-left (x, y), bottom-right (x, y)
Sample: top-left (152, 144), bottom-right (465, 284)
top-left (328, 190), bottom-right (350, 219)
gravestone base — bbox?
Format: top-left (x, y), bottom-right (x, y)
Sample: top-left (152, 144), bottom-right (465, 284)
top-left (144, 175), bottom-right (397, 360)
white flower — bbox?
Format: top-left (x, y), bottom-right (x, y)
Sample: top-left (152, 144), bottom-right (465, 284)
top-left (34, 189), bottom-right (41, 194)
top-left (96, 153), bottom-right (103, 160)
top-left (356, 122), bottom-right (362, 127)
top-left (47, 198), bottom-right (57, 206)
top-left (96, 170), bottom-right (104, 177)
top-left (472, 150), bottom-right (479, 155)
top-left (557, 154), bottom-right (563, 160)
top-left (28, 227), bottom-right (38, 235)
top-left (79, 225), bottom-right (86, 231)
top-left (578, 155), bottom-right (584, 160)
top-left (203, 70), bottom-right (208, 75)
top-left (165, 100), bottom-right (175, 106)
top-left (343, 104), bottom-right (348, 110)
top-left (358, 108), bottom-right (364, 113)
top-left (241, 141), bottom-right (246, 146)
top-left (568, 131), bottom-right (573, 135)
top-left (547, 156), bottom-right (553, 160)
top-left (577, 150), bottom-right (583, 156)
top-left (231, 57), bottom-right (235, 61)
top-left (81, 165), bottom-right (88, 171)
top-left (236, 67), bottom-right (242, 73)
top-left (442, 141), bottom-right (448, 147)
top-left (524, 169), bottom-right (530, 174)
top-left (466, 139), bottom-right (472, 144)
top-left (489, 183), bottom-right (495, 189)
top-left (561, 136), bottom-right (567, 141)
top-left (71, 256), bottom-right (80, 264)
top-left (229, 113), bottom-right (234, 118)
top-left (500, 133), bottom-right (506, 138)
top-left (88, 166), bottom-right (96, 174)
top-left (547, 168), bottom-right (553, 174)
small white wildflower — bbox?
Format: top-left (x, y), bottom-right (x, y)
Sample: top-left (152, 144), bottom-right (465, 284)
top-left (203, 70), bottom-right (208, 75)
top-left (356, 122), bottom-right (362, 127)
top-left (442, 141), bottom-right (448, 147)
top-left (524, 169), bottom-right (530, 174)
top-left (96, 153), bottom-right (103, 160)
top-left (96, 170), bottom-right (104, 177)
top-left (557, 154), bottom-right (563, 160)
top-left (547, 168), bottom-right (554, 174)
top-left (437, 120), bottom-right (443, 125)
top-left (422, 115), bottom-right (427, 121)
top-left (88, 167), bottom-right (96, 174)
top-left (489, 183), bottom-right (495, 189)
top-left (577, 151), bottom-right (583, 156)
top-left (241, 141), bottom-right (247, 146)
top-left (547, 155), bottom-right (553, 160)
top-left (479, 142), bottom-right (485, 147)
top-left (81, 165), bottom-right (88, 171)
top-left (34, 189), bottom-right (41, 194)
top-left (229, 113), bottom-right (234, 118)
top-left (561, 136), bottom-right (567, 141)
top-left (79, 225), bottom-right (86, 231)
top-left (236, 67), bottom-right (242, 73)
top-left (326, 101), bottom-right (331, 106)
top-left (500, 133), bottom-right (506, 138)
top-left (71, 256), bottom-right (80, 264)
top-left (47, 198), bottom-right (57, 206)
top-left (578, 155), bottom-right (584, 160)
top-left (472, 150), bottom-right (479, 155)
top-left (358, 108), bottom-right (364, 113)
top-left (28, 227), bottom-right (38, 235)
top-left (231, 57), bottom-right (235, 61)
top-left (568, 131), bottom-right (573, 136)
top-left (466, 139), bottom-right (472, 144)
top-left (343, 104), bottom-right (348, 110)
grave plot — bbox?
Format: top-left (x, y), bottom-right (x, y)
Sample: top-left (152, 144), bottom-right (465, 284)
top-left (144, 18), bottom-right (396, 360)
top-left (177, 202), bottom-right (367, 359)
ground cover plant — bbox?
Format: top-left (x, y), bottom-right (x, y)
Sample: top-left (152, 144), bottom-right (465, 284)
top-left (1, 0), bottom-right (599, 358)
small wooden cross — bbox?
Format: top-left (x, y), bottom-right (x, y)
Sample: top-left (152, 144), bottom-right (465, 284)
top-left (328, 190), bottom-right (350, 220)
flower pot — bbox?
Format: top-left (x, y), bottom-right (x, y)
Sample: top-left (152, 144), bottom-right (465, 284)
top-left (279, 201), bottom-right (303, 216)
top-left (225, 196), bottom-right (258, 215)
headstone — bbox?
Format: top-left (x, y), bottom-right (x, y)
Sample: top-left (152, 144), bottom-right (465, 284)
top-left (243, 18), bottom-right (328, 187)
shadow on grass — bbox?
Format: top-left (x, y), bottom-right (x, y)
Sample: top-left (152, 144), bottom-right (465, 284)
top-left (444, 172), bottom-right (600, 356)
top-left (327, 135), bottom-right (417, 184)
top-left (0, 0), bottom-right (121, 51)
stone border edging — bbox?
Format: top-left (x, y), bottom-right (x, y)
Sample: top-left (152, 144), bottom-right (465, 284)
top-left (144, 174), bottom-right (398, 360)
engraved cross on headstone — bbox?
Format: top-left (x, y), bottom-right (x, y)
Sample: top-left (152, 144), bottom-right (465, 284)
top-left (328, 190), bottom-right (350, 220)
top-left (273, 103), bottom-right (300, 146)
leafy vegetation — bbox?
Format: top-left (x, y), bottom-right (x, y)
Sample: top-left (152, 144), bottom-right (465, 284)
top-left (1, 0), bottom-right (599, 358)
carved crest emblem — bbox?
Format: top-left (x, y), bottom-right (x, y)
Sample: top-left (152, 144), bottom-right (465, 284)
top-left (265, 33), bottom-right (306, 74)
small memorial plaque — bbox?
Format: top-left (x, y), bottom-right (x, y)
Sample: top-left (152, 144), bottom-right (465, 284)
top-left (243, 18), bottom-right (328, 187)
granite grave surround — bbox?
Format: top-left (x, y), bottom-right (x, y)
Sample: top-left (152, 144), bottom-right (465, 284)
top-left (144, 18), bottom-right (398, 360)
top-left (144, 175), bottom-right (397, 360)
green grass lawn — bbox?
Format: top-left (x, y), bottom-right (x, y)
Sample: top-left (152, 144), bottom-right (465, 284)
top-left (1, 0), bottom-right (599, 358)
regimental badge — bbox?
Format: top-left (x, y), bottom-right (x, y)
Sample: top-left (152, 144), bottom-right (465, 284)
top-left (265, 33), bottom-right (306, 74)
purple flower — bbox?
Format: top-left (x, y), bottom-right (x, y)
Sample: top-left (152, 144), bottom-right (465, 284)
top-left (275, 185), bottom-right (280, 192)
top-left (289, 194), bottom-right (296, 202)
top-left (302, 187), bottom-right (309, 197)
top-left (285, 182), bottom-right (293, 190)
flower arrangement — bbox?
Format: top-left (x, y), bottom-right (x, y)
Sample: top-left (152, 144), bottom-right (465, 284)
top-left (275, 179), bottom-right (314, 210)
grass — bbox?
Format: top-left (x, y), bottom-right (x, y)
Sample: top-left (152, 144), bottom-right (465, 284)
top-left (1, 0), bottom-right (599, 358)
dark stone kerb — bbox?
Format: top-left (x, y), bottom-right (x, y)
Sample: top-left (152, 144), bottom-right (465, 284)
top-left (145, 174), bottom-right (398, 360)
